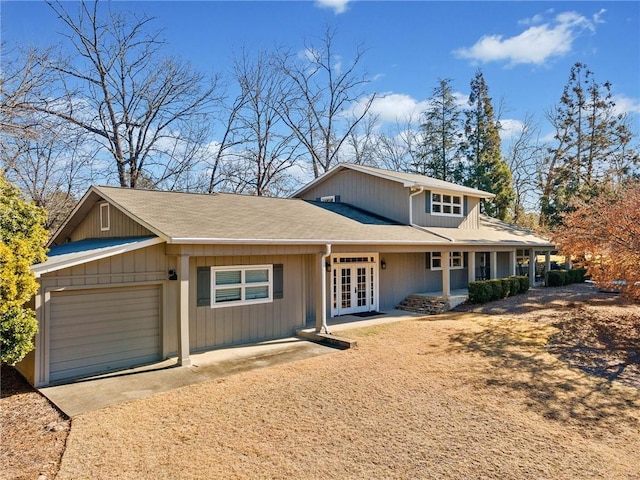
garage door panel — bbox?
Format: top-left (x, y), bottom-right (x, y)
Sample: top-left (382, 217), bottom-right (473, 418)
top-left (49, 285), bottom-right (161, 383)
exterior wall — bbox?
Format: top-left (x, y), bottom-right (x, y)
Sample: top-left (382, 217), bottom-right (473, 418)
top-left (411, 192), bottom-right (480, 229)
top-left (189, 254), bottom-right (311, 351)
top-left (298, 169), bottom-right (410, 224)
top-left (378, 253), bottom-right (442, 310)
top-left (38, 244), bottom-right (172, 364)
top-left (70, 202), bottom-right (153, 241)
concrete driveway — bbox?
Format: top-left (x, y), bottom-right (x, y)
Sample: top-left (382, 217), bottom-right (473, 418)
top-left (40, 337), bottom-right (336, 417)
top-left (39, 309), bottom-right (423, 417)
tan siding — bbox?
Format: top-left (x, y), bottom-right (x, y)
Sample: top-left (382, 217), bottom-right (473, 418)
top-left (189, 254), bottom-right (307, 351)
top-left (70, 202), bottom-right (153, 241)
top-left (298, 169), bottom-right (410, 223)
top-left (167, 244), bottom-right (322, 257)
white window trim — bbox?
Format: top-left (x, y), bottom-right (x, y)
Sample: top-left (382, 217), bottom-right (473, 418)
top-left (320, 195), bottom-right (336, 202)
top-left (430, 251), bottom-right (464, 270)
top-left (210, 264), bottom-right (273, 308)
top-left (431, 191), bottom-right (463, 217)
top-left (100, 203), bottom-right (110, 231)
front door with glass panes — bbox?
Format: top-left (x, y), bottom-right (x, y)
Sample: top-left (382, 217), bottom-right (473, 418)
top-left (331, 255), bottom-right (379, 316)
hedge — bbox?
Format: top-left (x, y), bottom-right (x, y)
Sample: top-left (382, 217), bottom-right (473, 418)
top-left (468, 275), bottom-right (529, 304)
top-left (545, 268), bottom-right (588, 288)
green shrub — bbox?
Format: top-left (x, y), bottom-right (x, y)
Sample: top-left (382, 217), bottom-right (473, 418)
top-left (573, 268), bottom-right (587, 283)
top-left (489, 279), bottom-right (505, 299)
top-left (468, 281), bottom-right (491, 304)
top-left (508, 277), bottom-right (521, 296)
top-left (516, 275), bottom-right (529, 293)
top-left (546, 270), bottom-right (567, 287)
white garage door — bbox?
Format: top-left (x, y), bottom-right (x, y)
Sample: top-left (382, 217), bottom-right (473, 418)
top-left (49, 285), bottom-right (161, 383)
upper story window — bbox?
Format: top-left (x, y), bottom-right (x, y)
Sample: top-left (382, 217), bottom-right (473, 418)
top-left (431, 192), bottom-right (462, 217)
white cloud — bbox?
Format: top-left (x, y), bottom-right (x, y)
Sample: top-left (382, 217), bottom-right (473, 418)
top-left (498, 118), bottom-right (525, 140)
top-left (611, 94), bottom-right (640, 116)
top-left (454, 11), bottom-right (597, 66)
top-left (314, 0), bottom-right (350, 15)
top-left (350, 93), bottom-right (431, 123)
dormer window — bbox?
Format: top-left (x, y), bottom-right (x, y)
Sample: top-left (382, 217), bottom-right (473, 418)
top-left (431, 192), bottom-right (462, 217)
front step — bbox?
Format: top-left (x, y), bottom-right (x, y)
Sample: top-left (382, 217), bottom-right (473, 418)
top-left (396, 294), bottom-right (451, 315)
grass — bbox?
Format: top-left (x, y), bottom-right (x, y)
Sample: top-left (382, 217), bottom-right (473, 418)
top-left (52, 312), bottom-right (639, 479)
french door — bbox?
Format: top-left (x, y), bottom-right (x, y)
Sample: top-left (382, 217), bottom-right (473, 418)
top-left (331, 255), bottom-right (378, 316)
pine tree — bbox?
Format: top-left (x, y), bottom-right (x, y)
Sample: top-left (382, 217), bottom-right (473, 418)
top-left (414, 78), bottom-right (463, 182)
top-left (0, 174), bottom-right (48, 365)
top-left (540, 62), bottom-right (639, 229)
top-left (461, 70), bottom-right (514, 220)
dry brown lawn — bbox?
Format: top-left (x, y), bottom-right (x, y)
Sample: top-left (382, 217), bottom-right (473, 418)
top-left (55, 299), bottom-right (639, 479)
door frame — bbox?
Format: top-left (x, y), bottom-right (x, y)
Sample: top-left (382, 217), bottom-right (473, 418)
top-left (330, 253), bottom-right (379, 317)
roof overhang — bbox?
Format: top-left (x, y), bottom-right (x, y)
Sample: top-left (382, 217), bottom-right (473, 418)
top-left (32, 236), bottom-right (165, 277)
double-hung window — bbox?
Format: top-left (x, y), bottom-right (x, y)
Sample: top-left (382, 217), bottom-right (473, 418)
top-left (211, 265), bottom-right (272, 308)
top-left (431, 192), bottom-right (462, 216)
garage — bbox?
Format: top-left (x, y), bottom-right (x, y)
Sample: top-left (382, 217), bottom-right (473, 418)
top-left (48, 285), bottom-right (162, 383)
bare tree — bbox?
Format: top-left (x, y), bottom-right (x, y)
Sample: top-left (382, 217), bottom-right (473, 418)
top-left (371, 114), bottom-right (421, 172)
top-left (342, 113), bottom-right (380, 166)
top-left (19, 1), bottom-right (221, 189)
top-left (505, 113), bottom-right (544, 225)
top-left (274, 28), bottom-right (376, 177)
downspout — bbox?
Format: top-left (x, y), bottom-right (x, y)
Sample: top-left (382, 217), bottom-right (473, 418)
top-left (320, 243), bottom-right (332, 334)
top-left (408, 186), bottom-right (424, 227)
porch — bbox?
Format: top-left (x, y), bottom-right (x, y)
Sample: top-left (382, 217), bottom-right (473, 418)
top-left (396, 289), bottom-right (469, 315)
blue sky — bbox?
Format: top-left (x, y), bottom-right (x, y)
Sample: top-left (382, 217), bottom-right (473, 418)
top-left (2, 0), bottom-right (639, 142)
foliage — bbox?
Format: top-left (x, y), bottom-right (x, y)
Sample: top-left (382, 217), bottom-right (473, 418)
top-left (553, 182), bottom-right (640, 301)
top-left (540, 63), bottom-right (638, 229)
top-left (0, 175), bottom-right (48, 364)
top-left (414, 78), bottom-right (464, 182)
top-left (460, 70), bottom-right (514, 220)
top-left (468, 276), bottom-right (529, 304)
top-left (545, 268), bottom-right (588, 288)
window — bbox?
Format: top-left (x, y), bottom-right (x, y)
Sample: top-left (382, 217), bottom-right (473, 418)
top-left (431, 192), bottom-right (462, 217)
top-left (197, 267), bottom-right (211, 306)
top-left (100, 203), bottom-right (110, 231)
top-left (516, 249), bottom-right (530, 276)
top-left (211, 265), bottom-right (272, 308)
top-left (427, 251), bottom-right (464, 270)
top-left (320, 195), bottom-right (336, 202)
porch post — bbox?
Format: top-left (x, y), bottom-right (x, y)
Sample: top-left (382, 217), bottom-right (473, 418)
top-left (442, 251), bottom-right (451, 297)
top-left (467, 251), bottom-right (476, 284)
top-left (178, 254), bottom-right (191, 366)
top-left (545, 251), bottom-right (551, 274)
top-left (510, 250), bottom-right (517, 277)
top-left (490, 251), bottom-right (498, 279)
top-left (529, 250), bottom-right (536, 287)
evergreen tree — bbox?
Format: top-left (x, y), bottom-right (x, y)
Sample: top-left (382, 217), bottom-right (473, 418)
top-left (0, 174), bottom-right (48, 365)
top-left (414, 78), bottom-right (463, 182)
top-left (461, 70), bottom-right (514, 220)
top-left (540, 62), bottom-right (639, 229)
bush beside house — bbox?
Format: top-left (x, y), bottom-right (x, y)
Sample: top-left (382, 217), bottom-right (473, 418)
top-left (545, 268), bottom-right (588, 287)
top-left (468, 276), bottom-right (529, 304)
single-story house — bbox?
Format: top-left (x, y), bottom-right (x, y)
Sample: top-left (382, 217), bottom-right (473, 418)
top-left (18, 163), bottom-right (554, 386)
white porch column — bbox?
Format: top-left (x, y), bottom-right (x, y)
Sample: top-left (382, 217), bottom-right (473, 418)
top-left (490, 251), bottom-right (498, 279)
top-left (545, 251), bottom-right (551, 273)
top-left (178, 254), bottom-right (191, 366)
top-left (467, 251), bottom-right (476, 284)
top-left (442, 251), bottom-right (451, 297)
top-left (510, 250), bottom-right (517, 277)
top-left (529, 249), bottom-right (537, 287)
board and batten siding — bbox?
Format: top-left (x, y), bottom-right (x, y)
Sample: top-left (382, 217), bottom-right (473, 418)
top-left (70, 201), bottom-right (153, 241)
top-left (38, 243), bottom-right (174, 358)
top-left (189, 254), bottom-right (309, 351)
top-left (377, 253), bottom-right (443, 310)
top-left (299, 169), bottom-right (410, 224)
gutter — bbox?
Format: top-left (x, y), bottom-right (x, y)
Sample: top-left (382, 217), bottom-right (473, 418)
top-left (320, 244), bottom-right (331, 334)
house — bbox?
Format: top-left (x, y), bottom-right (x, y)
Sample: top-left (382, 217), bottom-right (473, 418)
top-left (18, 163), bottom-right (554, 386)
